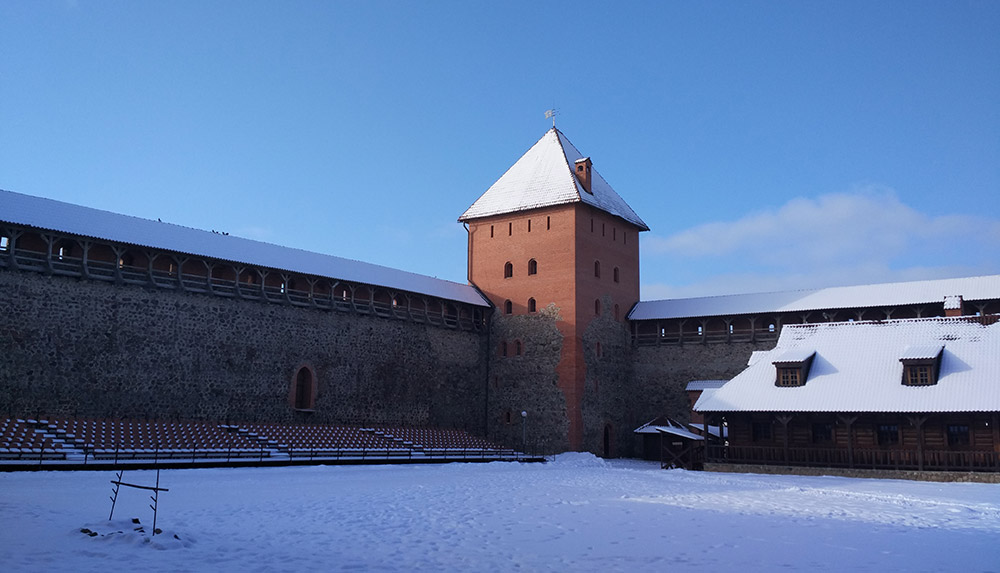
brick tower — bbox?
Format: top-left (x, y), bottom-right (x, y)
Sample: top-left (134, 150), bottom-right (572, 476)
top-left (460, 128), bottom-right (648, 453)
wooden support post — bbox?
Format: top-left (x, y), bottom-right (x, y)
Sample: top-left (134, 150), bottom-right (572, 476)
top-left (839, 415), bottom-right (858, 468)
top-left (993, 414), bottom-right (1000, 470)
top-left (907, 415), bottom-right (928, 471)
top-left (776, 414), bottom-right (793, 465)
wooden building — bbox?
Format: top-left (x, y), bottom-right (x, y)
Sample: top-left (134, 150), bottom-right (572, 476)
top-left (695, 315), bottom-right (1000, 472)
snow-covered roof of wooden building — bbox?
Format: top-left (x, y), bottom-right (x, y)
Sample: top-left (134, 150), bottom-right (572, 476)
top-left (694, 315), bottom-right (1000, 413)
top-left (0, 189), bottom-right (489, 306)
top-left (458, 128), bottom-right (648, 230)
top-left (630, 275), bottom-right (1000, 320)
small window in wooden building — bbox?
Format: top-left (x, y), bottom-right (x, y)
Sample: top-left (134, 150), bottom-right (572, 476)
top-left (876, 424), bottom-right (900, 446)
top-left (773, 351), bottom-right (815, 387)
top-left (0, 236), bottom-right (8, 251)
top-left (752, 421), bottom-right (772, 442)
top-left (528, 259), bottom-right (537, 275)
top-left (811, 423), bottom-right (834, 444)
top-left (777, 367), bottom-right (802, 386)
top-left (900, 346), bottom-right (943, 386)
top-left (947, 424), bottom-right (970, 447)
top-left (504, 300), bottom-right (512, 314)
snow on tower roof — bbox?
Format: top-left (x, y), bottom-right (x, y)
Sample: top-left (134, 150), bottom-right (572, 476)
top-left (458, 128), bottom-right (648, 230)
top-left (629, 275), bottom-right (1000, 320)
top-left (694, 316), bottom-right (1000, 413)
top-left (0, 189), bottom-right (489, 307)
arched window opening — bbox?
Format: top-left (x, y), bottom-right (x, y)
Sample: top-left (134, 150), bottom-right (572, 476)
top-left (528, 298), bottom-right (536, 313)
top-left (504, 261), bottom-right (513, 279)
top-left (55, 241), bottom-right (74, 260)
top-left (118, 253), bottom-right (134, 269)
top-left (515, 340), bottom-right (522, 356)
top-left (594, 260), bottom-right (601, 278)
top-left (504, 300), bottom-right (513, 315)
top-left (613, 267), bottom-right (620, 283)
top-left (595, 299), bottom-right (601, 316)
top-left (505, 410), bottom-right (512, 425)
top-left (292, 366), bottom-right (316, 411)
top-left (528, 259), bottom-right (537, 275)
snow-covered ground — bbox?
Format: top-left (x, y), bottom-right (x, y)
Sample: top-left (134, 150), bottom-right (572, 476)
top-left (2, 454), bottom-right (998, 572)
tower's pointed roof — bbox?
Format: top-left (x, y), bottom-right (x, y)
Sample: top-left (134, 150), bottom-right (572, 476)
top-left (459, 128), bottom-right (649, 230)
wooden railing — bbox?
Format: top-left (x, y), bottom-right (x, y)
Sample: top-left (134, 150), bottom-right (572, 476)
top-left (634, 329), bottom-right (779, 346)
top-left (6, 246), bottom-right (483, 331)
top-left (707, 444), bottom-right (1000, 472)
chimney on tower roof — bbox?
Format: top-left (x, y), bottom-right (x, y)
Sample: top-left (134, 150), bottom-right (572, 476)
top-left (574, 157), bottom-right (593, 194)
top-left (944, 295), bottom-right (964, 317)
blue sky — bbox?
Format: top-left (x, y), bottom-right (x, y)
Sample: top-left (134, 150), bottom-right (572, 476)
top-left (2, 1), bottom-right (998, 299)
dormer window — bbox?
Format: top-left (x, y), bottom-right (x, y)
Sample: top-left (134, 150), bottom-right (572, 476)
top-left (773, 350), bottom-right (815, 387)
top-left (900, 345), bottom-right (943, 386)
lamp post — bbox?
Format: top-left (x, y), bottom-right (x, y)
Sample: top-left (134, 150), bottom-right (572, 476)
top-left (521, 410), bottom-right (527, 454)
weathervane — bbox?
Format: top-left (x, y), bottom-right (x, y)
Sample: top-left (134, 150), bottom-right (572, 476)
top-left (545, 108), bottom-right (557, 127)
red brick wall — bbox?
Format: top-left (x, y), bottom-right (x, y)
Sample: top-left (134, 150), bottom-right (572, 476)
top-left (468, 202), bottom-right (642, 450)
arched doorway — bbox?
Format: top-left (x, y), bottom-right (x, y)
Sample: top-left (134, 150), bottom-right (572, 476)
top-left (291, 366), bottom-right (316, 410)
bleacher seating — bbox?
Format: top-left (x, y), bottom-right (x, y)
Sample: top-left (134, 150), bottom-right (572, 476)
top-left (371, 426), bottom-right (511, 456)
top-left (0, 418), bottom-right (66, 460)
top-left (0, 416), bottom-right (526, 467)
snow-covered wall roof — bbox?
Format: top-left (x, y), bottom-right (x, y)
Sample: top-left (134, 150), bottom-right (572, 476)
top-left (630, 275), bottom-right (1000, 320)
top-left (0, 189), bottom-right (489, 307)
top-left (458, 128), bottom-right (648, 230)
top-left (694, 316), bottom-right (1000, 413)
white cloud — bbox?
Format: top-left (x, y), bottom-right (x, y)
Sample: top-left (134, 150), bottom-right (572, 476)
top-left (641, 187), bottom-right (1000, 298)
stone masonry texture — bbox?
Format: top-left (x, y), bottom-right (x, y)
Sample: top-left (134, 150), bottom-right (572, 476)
top-left (0, 269), bottom-right (488, 433)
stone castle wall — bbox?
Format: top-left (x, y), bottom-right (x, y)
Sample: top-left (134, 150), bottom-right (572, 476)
top-left (486, 306), bottom-right (568, 454)
top-left (0, 269), bottom-right (489, 434)
top-left (632, 340), bottom-right (775, 427)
